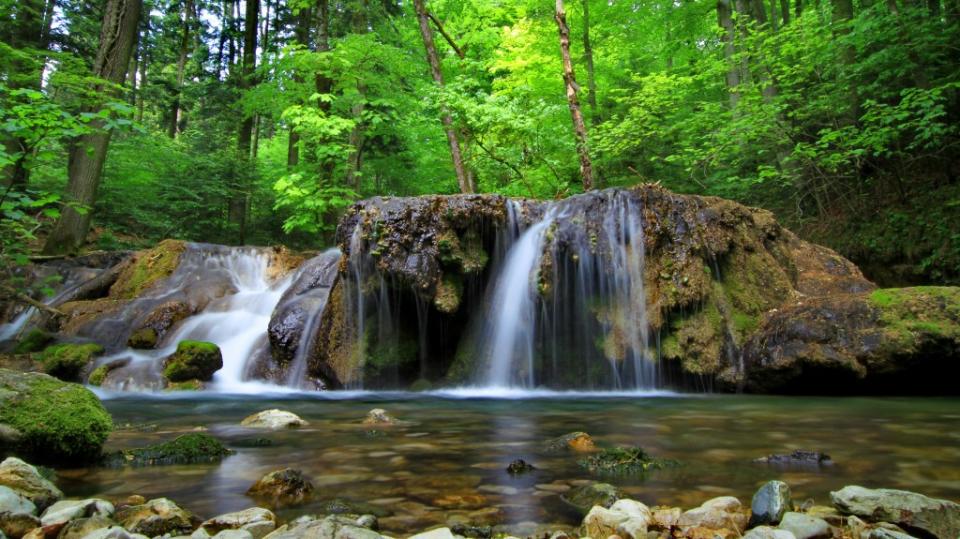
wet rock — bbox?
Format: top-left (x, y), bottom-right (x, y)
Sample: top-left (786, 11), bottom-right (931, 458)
top-left (544, 432), bottom-right (597, 453)
top-left (82, 526), bottom-right (151, 539)
top-left (677, 497), bottom-right (748, 535)
top-left (35, 343), bottom-right (104, 382)
top-left (866, 527), bottom-right (920, 539)
top-left (743, 526), bottom-right (797, 539)
top-left (354, 515), bottom-right (377, 531)
top-left (58, 514), bottom-right (116, 539)
top-left (362, 409), bottom-right (395, 426)
top-left (560, 483), bottom-right (622, 515)
top-left (114, 498), bottom-right (196, 537)
top-left (39, 498), bottom-right (114, 527)
top-left (778, 512), bottom-right (831, 539)
top-left (241, 410), bottom-right (308, 429)
top-left (743, 288), bottom-right (960, 394)
top-left (0, 486), bottom-right (35, 516)
top-left (87, 358), bottom-right (130, 387)
top-left (831, 485), bottom-right (960, 539)
top-left (128, 301), bottom-right (193, 349)
top-left (247, 469), bottom-right (314, 506)
top-left (319, 499), bottom-right (390, 518)
top-left (582, 499), bottom-right (652, 539)
top-left (200, 508), bottom-right (276, 539)
top-left (506, 459), bottom-right (535, 475)
top-left (268, 251), bottom-right (341, 366)
top-left (0, 458), bottom-right (63, 510)
top-left (750, 480), bottom-right (792, 526)
top-left (753, 451), bottom-right (832, 467)
top-left (102, 433), bottom-right (232, 467)
top-left (262, 515), bottom-right (382, 539)
top-left (650, 507), bottom-right (682, 531)
top-left (12, 330), bottom-right (54, 355)
top-left (579, 446), bottom-right (675, 474)
top-left (450, 523), bottom-right (491, 539)
top-left (211, 530), bottom-right (254, 539)
top-left (163, 341), bottom-right (223, 382)
top-left (0, 511), bottom-right (40, 539)
top-left (408, 528), bottom-right (456, 539)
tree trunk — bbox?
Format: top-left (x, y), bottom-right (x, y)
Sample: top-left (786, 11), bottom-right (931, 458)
top-left (796, 0), bottom-right (804, 17)
top-left (136, 50), bottom-right (147, 123)
top-left (555, 0), bottom-right (594, 191)
top-left (718, 0), bottom-right (741, 110)
top-left (230, 0), bottom-right (259, 244)
top-left (169, 0), bottom-right (194, 139)
top-left (42, 0), bottom-right (142, 255)
top-left (581, 0), bottom-right (599, 125)
top-left (832, 0), bottom-right (860, 122)
top-left (344, 2), bottom-right (368, 193)
top-left (286, 4), bottom-right (313, 169)
top-left (780, 0), bottom-right (791, 24)
top-left (413, 0), bottom-right (475, 194)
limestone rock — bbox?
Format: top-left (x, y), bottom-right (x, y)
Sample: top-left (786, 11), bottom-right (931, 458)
top-left (743, 526), bottom-right (797, 539)
top-left (201, 507), bottom-right (277, 539)
top-left (678, 497), bottom-right (748, 535)
top-left (0, 486), bottom-right (35, 516)
top-left (240, 410), bottom-right (308, 429)
top-left (39, 498), bottom-right (114, 527)
top-left (0, 458), bottom-right (63, 511)
top-left (778, 512), bottom-right (831, 539)
top-left (830, 486), bottom-right (960, 539)
top-left (408, 528), bottom-right (456, 539)
top-left (114, 498), bottom-right (196, 537)
top-left (0, 511), bottom-right (40, 539)
top-left (750, 481), bottom-right (792, 526)
top-left (83, 526), bottom-right (152, 539)
top-left (58, 514), bottom-right (116, 539)
top-left (582, 499), bottom-right (651, 539)
top-left (262, 515), bottom-right (382, 539)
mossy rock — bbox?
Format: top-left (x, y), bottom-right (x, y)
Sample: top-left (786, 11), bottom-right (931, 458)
top-left (165, 379), bottom-right (205, 391)
top-left (127, 328), bottom-right (158, 349)
top-left (102, 433), bottom-right (231, 467)
top-left (86, 358), bottom-right (130, 387)
top-left (433, 273), bottom-right (463, 314)
top-left (109, 239), bottom-right (186, 300)
top-left (37, 343), bottom-right (104, 382)
top-left (163, 341), bottom-right (222, 382)
top-left (0, 368), bottom-right (113, 464)
top-left (579, 446), bottom-right (678, 474)
top-left (13, 329), bottom-right (55, 354)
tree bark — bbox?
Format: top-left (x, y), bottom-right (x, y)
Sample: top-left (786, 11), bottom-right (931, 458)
top-left (832, 0), bottom-right (860, 122)
top-left (230, 0), bottom-right (259, 244)
top-left (169, 0), bottom-right (194, 138)
top-left (413, 0), bottom-right (475, 194)
top-left (582, 0), bottom-right (599, 125)
top-left (42, 0), bottom-right (143, 255)
top-left (780, 0), bottom-right (791, 24)
top-left (718, 0), bottom-right (741, 110)
top-left (344, 2), bottom-right (368, 193)
top-left (286, 4), bottom-right (313, 169)
top-left (555, 0), bottom-right (594, 191)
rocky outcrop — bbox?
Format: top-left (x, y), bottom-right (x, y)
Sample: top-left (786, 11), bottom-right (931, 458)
top-left (743, 287), bottom-right (960, 393)
top-left (831, 486), bottom-right (960, 539)
top-left (0, 370), bottom-right (112, 464)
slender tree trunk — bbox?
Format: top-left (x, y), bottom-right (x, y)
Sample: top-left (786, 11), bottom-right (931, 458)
top-left (718, 0), bottom-right (741, 110)
top-left (230, 0), bottom-right (259, 244)
top-left (136, 50), bottom-right (147, 123)
top-left (581, 0), bottom-right (599, 125)
top-left (555, 0), bottom-right (594, 191)
top-left (344, 3), bottom-right (368, 193)
top-left (832, 0), bottom-right (860, 122)
top-left (413, 0), bottom-right (475, 194)
top-left (780, 0), bottom-right (791, 24)
top-left (169, 0), bottom-right (194, 138)
top-left (286, 4), bottom-right (313, 169)
top-left (796, 0), bottom-right (804, 17)
top-left (43, 0), bottom-right (142, 255)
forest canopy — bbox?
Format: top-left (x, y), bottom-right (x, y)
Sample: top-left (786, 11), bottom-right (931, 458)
top-left (2, 0), bottom-right (959, 288)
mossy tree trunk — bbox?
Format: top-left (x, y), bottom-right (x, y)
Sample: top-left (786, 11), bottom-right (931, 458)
top-left (42, 0), bottom-right (143, 255)
top-left (555, 0), bottom-right (595, 191)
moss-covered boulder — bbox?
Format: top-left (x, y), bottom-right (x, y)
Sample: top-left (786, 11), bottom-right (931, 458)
top-left (12, 329), bottom-right (54, 355)
top-left (102, 433), bottom-right (231, 467)
top-left (743, 287), bottom-right (960, 393)
top-left (86, 359), bottom-right (129, 387)
top-left (0, 369), bottom-right (112, 464)
top-left (37, 343), bottom-right (104, 382)
top-left (163, 341), bottom-right (222, 382)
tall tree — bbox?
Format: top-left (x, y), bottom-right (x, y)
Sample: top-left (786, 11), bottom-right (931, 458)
top-left (581, 0), bottom-right (599, 125)
top-left (555, 0), bottom-right (594, 191)
top-left (169, 0), bottom-right (195, 138)
top-left (42, 0), bottom-right (143, 254)
top-left (230, 0), bottom-right (260, 243)
top-left (413, 0), bottom-right (475, 194)
top-left (718, 0), bottom-right (741, 110)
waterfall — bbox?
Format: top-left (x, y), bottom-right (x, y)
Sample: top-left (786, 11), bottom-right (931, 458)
top-left (479, 204), bottom-right (556, 387)
top-left (476, 191), bottom-right (659, 390)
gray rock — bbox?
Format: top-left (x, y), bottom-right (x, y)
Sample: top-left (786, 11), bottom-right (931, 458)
top-left (743, 526), bottom-right (797, 539)
top-left (407, 529), bottom-right (456, 539)
top-left (114, 498), bottom-right (195, 537)
top-left (40, 498), bottom-right (114, 527)
top-left (0, 458), bottom-right (63, 511)
top-left (355, 515), bottom-right (378, 531)
top-left (212, 531), bottom-right (254, 539)
top-left (0, 486), bottom-right (35, 516)
top-left (240, 410), bottom-right (307, 429)
top-left (58, 514), bottom-right (116, 539)
top-left (866, 527), bottom-right (919, 539)
top-left (560, 482), bottom-right (622, 515)
top-left (778, 512), bottom-right (831, 539)
top-left (678, 496), bottom-right (748, 533)
top-left (84, 526), bottom-right (152, 539)
top-left (831, 486), bottom-right (960, 539)
top-left (201, 507), bottom-right (276, 539)
top-left (751, 481), bottom-right (792, 526)
top-left (262, 515), bottom-right (381, 539)
top-left (582, 499), bottom-right (651, 539)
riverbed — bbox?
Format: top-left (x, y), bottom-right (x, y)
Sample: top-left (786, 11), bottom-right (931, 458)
top-left (56, 392), bottom-right (960, 535)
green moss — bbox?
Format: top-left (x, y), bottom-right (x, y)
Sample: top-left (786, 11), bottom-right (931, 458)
top-left (409, 378), bottom-right (432, 391)
top-left (579, 446), bottom-right (677, 474)
top-left (870, 287), bottom-right (960, 349)
top-left (434, 273), bottom-right (463, 314)
top-left (88, 365), bottom-right (109, 386)
top-left (38, 343), bottom-right (104, 382)
top-left (128, 328), bottom-right (158, 349)
top-left (110, 239), bottom-right (186, 299)
top-left (14, 328), bottom-right (54, 354)
top-left (102, 433), bottom-right (231, 467)
top-left (0, 369), bottom-right (113, 464)
top-left (165, 379), bottom-right (204, 391)
top-left (163, 340), bottom-right (222, 382)
top-left (437, 229), bottom-right (489, 274)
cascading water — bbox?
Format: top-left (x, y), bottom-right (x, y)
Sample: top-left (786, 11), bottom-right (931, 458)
top-left (480, 204), bottom-right (556, 387)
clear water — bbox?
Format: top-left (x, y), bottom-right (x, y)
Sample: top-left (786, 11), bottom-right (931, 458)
top-left (58, 393), bottom-right (960, 535)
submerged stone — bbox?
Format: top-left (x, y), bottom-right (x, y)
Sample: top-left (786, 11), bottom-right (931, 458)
top-left (544, 432), bottom-right (597, 453)
top-left (102, 433), bottom-right (232, 467)
top-left (560, 482), bottom-right (623, 515)
top-left (579, 446), bottom-right (676, 474)
top-left (506, 459), bottom-right (536, 475)
top-left (247, 469), bottom-right (314, 507)
top-left (240, 410), bottom-right (308, 429)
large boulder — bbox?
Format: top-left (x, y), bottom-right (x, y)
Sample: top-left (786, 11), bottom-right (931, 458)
top-left (114, 498), bottom-right (196, 537)
top-left (830, 486), bottom-right (960, 539)
top-left (0, 458), bottom-right (61, 512)
top-left (39, 498), bottom-right (114, 527)
top-left (0, 370), bottom-right (112, 464)
top-left (35, 344), bottom-right (104, 382)
top-left (163, 341), bottom-right (223, 382)
top-left (743, 287), bottom-right (960, 393)
top-left (199, 507), bottom-right (277, 539)
top-left (246, 469), bottom-right (314, 507)
top-left (240, 410), bottom-right (307, 430)
top-left (750, 480), bottom-right (792, 526)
